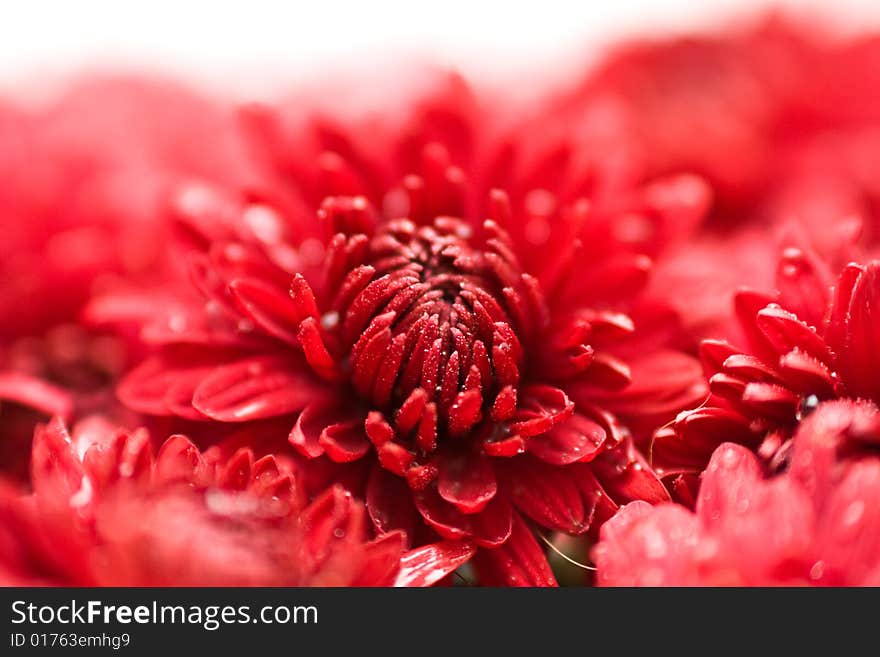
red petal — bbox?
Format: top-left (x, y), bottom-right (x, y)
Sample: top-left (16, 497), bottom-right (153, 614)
top-left (472, 512), bottom-right (557, 587)
top-left (818, 460), bottom-right (880, 583)
top-left (733, 289), bottom-right (779, 361)
top-left (527, 413), bottom-right (606, 465)
top-left (298, 317), bottom-right (343, 381)
top-left (0, 373), bottom-right (72, 418)
top-left (160, 367), bottom-right (212, 420)
top-left (377, 442), bottom-right (415, 476)
top-left (415, 486), bottom-right (512, 547)
top-left (508, 384), bottom-right (574, 437)
top-left (301, 486), bottom-right (365, 567)
top-left (193, 355), bottom-right (321, 421)
top-left (695, 443), bottom-right (763, 524)
top-left (700, 340), bottom-right (739, 376)
top-left (483, 432), bottom-right (526, 457)
top-left (840, 262), bottom-right (880, 401)
top-left (825, 263), bottom-right (863, 358)
top-left (118, 357), bottom-right (214, 417)
top-left (154, 434), bottom-right (211, 487)
top-left (367, 465), bottom-right (418, 541)
top-left (31, 418), bottom-right (83, 504)
top-left (741, 382), bottom-right (799, 421)
top-left (592, 440), bottom-right (670, 505)
top-left (775, 247), bottom-right (831, 329)
top-left (319, 421), bottom-right (371, 463)
top-left (501, 457), bottom-right (588, 534)
top-left (394, 540), bottom-right (477, 587)
top-left (585, 353), bottom-right (632, 390)
top-left (289, 403), bottom-right (327, 458)
top-left (778, 349), bottom-right (836, 397)
top-left (755, 305), bottom-right (832, 364)
top-left (229, 277), bottom-right (304, 345)
top-left (353, 531), bottom-right (406, 587)
top-left (437, 451), bottom-right (498, 513)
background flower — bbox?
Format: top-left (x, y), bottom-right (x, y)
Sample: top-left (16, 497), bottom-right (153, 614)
top-left (594, 400), bottom-right (880, 586)
top-left (0, 416), bottom-right (470, 586)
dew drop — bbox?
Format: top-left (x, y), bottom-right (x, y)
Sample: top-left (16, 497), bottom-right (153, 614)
top-left (69, 477), bottom-right (93, 509)
top-left (796, 394), bottom-right (820, 421)
top-left (243, 204), bottom-right (284, 245)
top-left (843, 500), bottom-right (865, 527)
top-left (321, 311), bottom-right (340, 330)
top-left (168, 315), bottom-right (186, 332)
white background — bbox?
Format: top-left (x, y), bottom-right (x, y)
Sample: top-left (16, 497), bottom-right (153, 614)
top-left (2, 0), bottom-right (877, 98)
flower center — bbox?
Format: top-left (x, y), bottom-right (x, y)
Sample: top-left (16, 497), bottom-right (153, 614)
top-left (330, 211), bottom-right (544, 444)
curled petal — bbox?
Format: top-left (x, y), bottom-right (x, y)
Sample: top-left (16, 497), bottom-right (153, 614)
top-left (508, 384), bottom-right (574, 438)
top-left (527, 413), bottom-right (606, 465)
top-left (414, 486), bottom-right (512, 547)
top-left (319, 421), bottom-right (371, 463)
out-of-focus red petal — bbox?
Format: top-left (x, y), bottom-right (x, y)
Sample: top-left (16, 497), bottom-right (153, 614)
top-left (301, 486), bottom-right (364, 568)
top-left (31, 417), bottom-right (84, 504)
top-left (117, 357), bottom-right (210, 417)
top-left (593, 501), bottom-right (701, 586)
top-left (816, 461), bottom-right (880, 584)
top-left (0, 373), bottom-right (73, 418)
top-left (353, 531), bottom-right (406, 587)
top-left (154, 434), bottom-right (212, 487)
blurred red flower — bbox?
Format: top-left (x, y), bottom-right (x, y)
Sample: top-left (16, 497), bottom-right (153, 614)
top-left (0, 416), bottom-right (470, 586)
top-left (595, 400), bottom-right (880, 586)
top-left (0, 78), bottom-right (260, 482)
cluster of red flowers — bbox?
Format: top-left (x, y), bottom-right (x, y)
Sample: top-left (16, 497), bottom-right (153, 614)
top-left (3, 15), bottom-right (880, 586)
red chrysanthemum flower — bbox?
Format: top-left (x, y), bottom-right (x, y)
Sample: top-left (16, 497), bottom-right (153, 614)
top-left (0, 416), bottom-right (469, 586)
top-left (594, 400), bottom-right (880, 586)
top-left (652, 251), bottom-right (880, 499)
top-left (88, 77), bottom-right (709, 585)
top-left (570, 15), bottom-right (880, 224)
